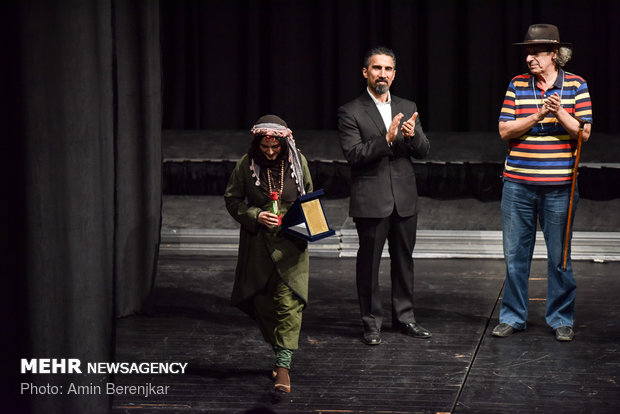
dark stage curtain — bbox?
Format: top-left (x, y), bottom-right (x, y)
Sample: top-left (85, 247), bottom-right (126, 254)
top-left (3, 1), bottom-right (161, 413)
top-left (161, 0), bottom-right (620, 133)
top-left (114, 1), bottom-right (163, 318)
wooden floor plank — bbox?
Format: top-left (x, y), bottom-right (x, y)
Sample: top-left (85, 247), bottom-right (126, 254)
top-left (455, 260), bottom-right (620, 414)
top-left (113, 257), bottom-right (620, 413)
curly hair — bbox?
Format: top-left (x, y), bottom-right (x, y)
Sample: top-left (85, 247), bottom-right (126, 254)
top-left (554, 46), bottom-right (573, 67)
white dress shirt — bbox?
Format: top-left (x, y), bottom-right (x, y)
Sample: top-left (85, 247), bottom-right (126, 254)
top-left (367, 87), bottom-right (392, 131)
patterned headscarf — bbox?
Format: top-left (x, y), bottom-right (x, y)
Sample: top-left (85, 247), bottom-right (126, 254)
top-left (249, 115), bottom-right (306, 196)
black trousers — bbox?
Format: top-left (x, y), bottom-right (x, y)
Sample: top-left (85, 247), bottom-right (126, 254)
top-left (354, 211), bottom-right (418, 332)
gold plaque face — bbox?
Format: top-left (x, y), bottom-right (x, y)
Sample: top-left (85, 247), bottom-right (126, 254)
top-left (300, 199), bottom-right (329, 236)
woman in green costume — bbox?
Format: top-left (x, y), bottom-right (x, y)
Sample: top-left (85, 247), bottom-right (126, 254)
top-left (224, 114), bottom-right (313, 393)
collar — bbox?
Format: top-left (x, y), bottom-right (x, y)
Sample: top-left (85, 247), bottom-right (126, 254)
top-left (530, 68), bottom-right (565, 90)
top-left (366, 87), bottom-right (391, 105)
top-left (552, 68), bottom-right (565, 89)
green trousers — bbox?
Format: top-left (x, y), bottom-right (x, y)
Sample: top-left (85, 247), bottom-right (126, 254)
top-left (253, 271), bottom-right (304, 367)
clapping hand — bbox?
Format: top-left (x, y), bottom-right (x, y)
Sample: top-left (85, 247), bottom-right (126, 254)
top-left (386, 113), bottom-right (404, 144)
top-left (401, 112), bottom-right (418, 138)
top-left (543, 92), bottom-right (562, 115)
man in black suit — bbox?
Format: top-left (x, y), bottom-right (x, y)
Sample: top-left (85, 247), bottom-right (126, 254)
top-left (338, 46), bottom-right (431, 345)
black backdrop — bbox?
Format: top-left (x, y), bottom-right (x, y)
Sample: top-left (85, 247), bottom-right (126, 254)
top-left (3, 1), bottom-right (161, 413)
top-left (161, 0), bottom-right (619, 133)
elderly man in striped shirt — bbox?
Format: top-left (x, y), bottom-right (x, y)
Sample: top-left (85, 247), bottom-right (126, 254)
top-left (493, 24), bottom-right (593, 342)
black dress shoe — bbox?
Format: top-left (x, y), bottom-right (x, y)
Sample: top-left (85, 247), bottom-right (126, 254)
top-left (491, 323), bottom-right (515, 337)
top-left (555, 326), bottom-right (574, 342)
top-left (362, 331), bottom-right (382, 345)
top-left (399, 322), bottom-right (432, 338)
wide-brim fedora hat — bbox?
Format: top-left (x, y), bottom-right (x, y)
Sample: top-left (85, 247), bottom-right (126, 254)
top-left (513, 23), bottom-right (571, 46)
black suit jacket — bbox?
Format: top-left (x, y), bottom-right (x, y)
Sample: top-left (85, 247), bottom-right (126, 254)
top-left (338, 91), bottom-right (430, 218)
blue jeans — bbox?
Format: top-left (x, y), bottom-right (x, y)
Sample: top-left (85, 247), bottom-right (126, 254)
top-left (500, 180), bottom-right (578, 330)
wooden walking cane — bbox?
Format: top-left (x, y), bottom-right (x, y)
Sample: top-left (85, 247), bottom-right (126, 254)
top-left (562, 116), bottom-right (588, 271)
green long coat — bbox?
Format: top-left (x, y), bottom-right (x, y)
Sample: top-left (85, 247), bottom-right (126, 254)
top-left (224, 153), bottom-right (313, 316)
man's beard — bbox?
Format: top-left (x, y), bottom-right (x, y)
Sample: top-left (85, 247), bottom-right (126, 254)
top-left (371, 82), bottom-right (389, 95)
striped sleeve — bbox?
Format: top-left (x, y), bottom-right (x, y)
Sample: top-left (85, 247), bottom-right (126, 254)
top-left (574, 80), bottom-right (593, 123)
top-left (499, 81), bottom-right (517, 121)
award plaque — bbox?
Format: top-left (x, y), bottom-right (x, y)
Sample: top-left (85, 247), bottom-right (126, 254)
top-left (281, 189), bottom-right (336, 242)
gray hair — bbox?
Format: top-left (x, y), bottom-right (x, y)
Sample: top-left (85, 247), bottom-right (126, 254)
top-left (554, 46), bottom-right (573, 67)
top-left (363, 46), bottom-right (396, 69)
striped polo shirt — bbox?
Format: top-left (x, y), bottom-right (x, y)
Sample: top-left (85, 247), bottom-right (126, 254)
top-left (499, 68), bottom-right (593, 185)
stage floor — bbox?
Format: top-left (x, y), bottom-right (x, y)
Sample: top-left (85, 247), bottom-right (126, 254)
top-left (113, 256), bottom-right (620, 413)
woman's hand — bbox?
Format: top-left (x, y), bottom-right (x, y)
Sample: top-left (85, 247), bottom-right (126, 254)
top-left (258, 211), bottom-right (281, 228)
